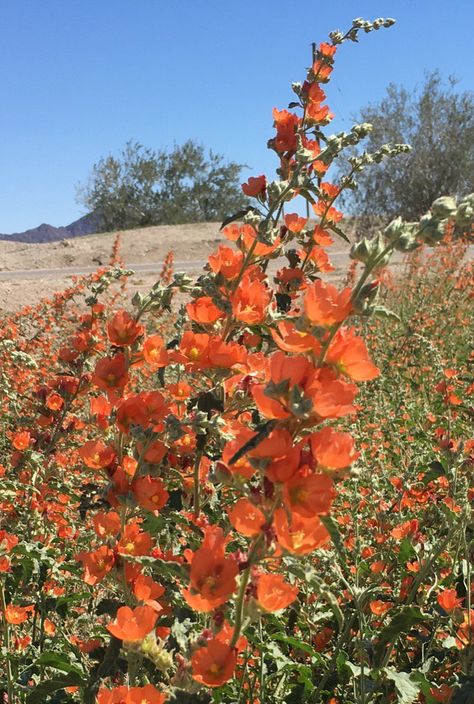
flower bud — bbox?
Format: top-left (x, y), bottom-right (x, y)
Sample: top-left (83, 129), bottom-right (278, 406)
top-left (394, 232), bottom-right (420, 252)
top-left (455, 193), bottom-right (474, 228)
top-left (418, 215), bottom-right (446, 245)
top-left (431, 196), bottom-right (457, 219)
top-left (350, 238), bottom-right (372, 264)
top-left (384, 216), bottom-right (405, 243)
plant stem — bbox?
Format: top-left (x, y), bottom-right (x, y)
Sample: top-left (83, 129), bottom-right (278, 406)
top-left (0, 579), bottom-right (15, 704)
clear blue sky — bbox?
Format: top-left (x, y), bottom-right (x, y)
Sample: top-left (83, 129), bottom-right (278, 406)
top-left (0, 0), bottom-right (473, 233)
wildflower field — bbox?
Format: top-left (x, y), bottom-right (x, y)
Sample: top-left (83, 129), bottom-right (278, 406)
top-left (0, 17), bottom-right (473, 704)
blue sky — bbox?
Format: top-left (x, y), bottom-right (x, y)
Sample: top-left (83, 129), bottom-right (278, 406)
top-left (0, 0), bottom-right (473, 232)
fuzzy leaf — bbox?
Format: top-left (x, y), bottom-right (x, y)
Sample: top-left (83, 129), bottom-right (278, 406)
top-left (385, 668), bottom-right (421, 704)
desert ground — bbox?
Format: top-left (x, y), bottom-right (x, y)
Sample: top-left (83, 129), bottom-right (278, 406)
top-left (1, 219), bottom-right (463, 313)
top-left (0, 221), bottom-right (357, 312)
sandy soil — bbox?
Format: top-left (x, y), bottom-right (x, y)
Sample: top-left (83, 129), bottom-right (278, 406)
top-left (0, 222), bottom-right (227, 312)
top-left (0, 220), bottom-right (403, 313)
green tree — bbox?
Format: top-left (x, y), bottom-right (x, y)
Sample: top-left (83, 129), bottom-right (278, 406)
top-left (345, 72), bottom-right (474, 219)
top-left (78, 139), bottom-right (248, 231)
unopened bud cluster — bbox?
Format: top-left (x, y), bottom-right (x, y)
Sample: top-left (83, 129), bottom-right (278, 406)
top-left (330, 17), bottom-right (395, 45)
top-left (351, 193), bottom-right (474, 269)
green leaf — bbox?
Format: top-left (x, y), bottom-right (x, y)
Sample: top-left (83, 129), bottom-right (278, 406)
top-left (385, 668), bottom-right (421, 704)
top-left (272, 633), bottom-right (324, 664)
top-left (422, 460), bottom-right (446, 484)
top-left (372, 305), bottom-right (401, 322)
top-left (398, 538), bottom-right (416, 564)
top-left (26, 673), bottom-right (85, 703)
top-left (320, 515), bottom-right (347, 563)
top-left (327, 223), bottom-right (350, 243)
top-left (375, 607), bottom-right (428, 661)
top-left (264, 641), bottom-right (292, 671)
top-left (220, 206), bottom-right (260, 230)
top-left (36, 652), bottom-right (84, 677)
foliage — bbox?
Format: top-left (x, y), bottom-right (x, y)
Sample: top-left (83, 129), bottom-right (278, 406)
top-left (344, 71), bottom-right (474, 219)
top-left (0, 16), bottom-right (473, 704)
top-left (78, 139), bottom-right (248, 231)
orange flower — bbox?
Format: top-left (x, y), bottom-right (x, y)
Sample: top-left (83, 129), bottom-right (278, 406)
top-left (79, 440), bottom-right (116, 470)
top-left (319, 41), bottom-right (336, 57)
top-left (93, 511), bottom-right (121, 537)
top-left (143, 440), bottom-right (168, 464)
top-left (312, 201), bottom-right (342, 223)
top-left (437, 589), bottom-right (464, 612)
top-left (192, 638), bottom-right (237, 687)
top-left (107, 605), bottom-right (158, 642)
top-left (283, 468), bottom-right (335, 517)
top-left (77, 545), bottom-right (115, 585)
top-left (250, 427), bottom-right (301, 483)
top-left (391, 519), bottom-right (419, 540)
top-left (142, 391), bottom-right (169, 425)
top-left (4, 604), bottom-right (34, 624)
top-left (370, 600), bottom-right (392, 616)
top-left (228, 498), bottom-right (266, 537)
top-left (313, 224), bottom-right (334, 246)
top-left (132, 476), bottom-right (169, 513)
top-left (456, 610), bottom-right (474, 649)
top-left (122, 455), bottom-right (138, 477)
top-left (187, 296), bottom-right (224, 324)
top-left (133, 574), bottom-right (165, 607)
top-left (326, 327), bottom-right (379, 381)
top-left (12, 431), bottom-right (32, 451)
top-left (208, 337), bottom-right (247, 368)
top-left (98, 685), bottom-right (166, 704)
top-left (271, 321), bottom-right (321, 354)
top-left (107, 310), bottom-right (144, 346)
top-left (305, 369), bottom-right (358, 419)
top-left (310, 427), bottom-right (359, 472)
top-left (274, 508), bottom-right (329, 555)
top-left (208, 245), bottom-right (244, 280)
top-left (143, 335), bottom-right (169, 367)
top-left (174, 331), bottom-right (211, 369)
top-left (224, 223), bottom-right (280, 257)
top-left (284, 213), bottom-right (308, 233)
top-left (252, 352), bottom-right (313, 420)
top-left (242, 175), bottom-right (266, 197)
top-left (231, 275), bottom-right (271, 324)
top-left (42, 619), bottom-right (56, 636)
top-left (272, 108), bottom-right (299, 153)
top-left (92, 353), bottom-right (129, 392)
top-left (312, 59), bottom-right (333, 80)
top-left (302, 245), bottom-right (334, 272)
top-left (117, 523), bottom-right (153, 557)
top-left (167, 381), bottom-right (192, 401)
top-left (183, 528), bottom-right (238, 612)
top-left (46, 392), bottom-right (64, 411)
top-left (116, 395), bottom-right (149, 433)
top-left (256, 573), bottom-right (298, 612)
top-left (304, 280), bottom-right (352, 327)
top-left (91, 395), bottom-right (112, 425)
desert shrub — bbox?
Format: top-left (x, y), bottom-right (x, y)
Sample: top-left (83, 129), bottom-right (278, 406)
top-left (344, 72), bottom-right (474, 219)
top-left (78, 140), bottom-right (248, 232)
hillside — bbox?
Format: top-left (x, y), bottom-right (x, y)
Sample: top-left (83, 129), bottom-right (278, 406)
top-left (0, 213), bottom-right (99, 244)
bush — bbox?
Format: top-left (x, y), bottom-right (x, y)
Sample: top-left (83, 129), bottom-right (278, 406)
top-left (345, 71), bottom-right (474, 219)
top-left (78, 139), bottom-right (248, 232)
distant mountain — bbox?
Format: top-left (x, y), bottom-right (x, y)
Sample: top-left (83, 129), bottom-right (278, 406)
top-left (0, 213), bottom-right (101, 244)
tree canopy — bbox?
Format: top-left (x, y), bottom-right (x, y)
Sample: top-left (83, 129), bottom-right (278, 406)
top-left (344, 72), bottom-right (474, 219)
top-left (78, 140), bottom-right (248, 231)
